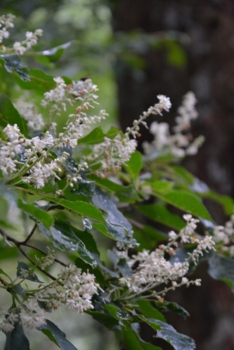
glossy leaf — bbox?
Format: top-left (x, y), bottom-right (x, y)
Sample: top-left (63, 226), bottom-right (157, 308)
top-left (92, 188), bottom-right (136, 245)
top-left (71, 179), bottom-right (95, 196)
top-left (88, 175), bottom-right (140, 203)
top-left (155, 301), bottom-right (189, 318)
top-left (72, 226), bottom-right (99, 255)
top-left (152, 189), bottom-right (212, 220)
top-left (208, 254), bottom-right (234, 291)
top-left (39, 319), bottom-right (78, 350)
top-left (0, 54), bottom-right (30, 81)
top-left (136, 204), bottom-right (185, 230)
top-left (0, 94), bottom-right (28, 135)
top-left (38, 220), bottom-right (96, 266)
top-left (18, 199), bottom-right (53, 230)
top-left (4, 322), bottom-right (30, 350)
top-left (93, 222), bottom-right (135, 245)
top-left (92, 253), bottom-right (119, 278)
top-left (140, 317), bottom-right (195, 350)
top-left (104, 304), bottom-right (131, 321)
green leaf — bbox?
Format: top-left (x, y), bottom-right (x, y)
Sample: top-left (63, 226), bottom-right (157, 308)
top-left (28, 193), bottom-right (105, 223)
top-left (125, 151), bottom-right (142, 180)
top-left (14, 69), bottom-right (58, 93)
top-left (155, 301), bottom-right (189, 318)
top-left (141, 317), bottom-right (195, 350)
top-left (4, 322), bottom-right (30, 350)
top-left (136, 300), bottom-right (166, 321)
top-left (92, 188), bottom-right (136, 245)
top-left (18, 199), bottom-right (53, 230)
top-left (151, 181), bottom-right (174, 192)
top-left (88, 175), bottom-right (140, 203)
top-left (51, 198), bottom-right (105, 222)
top-left (71, 179), bottom-right (95, 196)
top-left (39, 319), bottom-right (78, 350)
top-left (136, 204), bottom-right (185, 230)
top-left (208, 254), bottom-right (234, 291)
top-left (87, 310), bottom-right (119, 330)
top-left (79, 127), bottom-right (105, 145)
top-left (0, 54), bottom-right (30, 81)
top-left (165, 39), bottom-right (187, 67)
top-left (92, 253), bottom-right (119, 278)
top-left (117, 258), bottom-right (133, 277)
top-left (93, 222), bottom-right (134, 245)
top-left (12, 284), bottom-right (27, 299)
top-left (170, 165), bottom-right (194, 185)
top-left (133, 225), bottom-right (166, 250)
top-left (38, 220), bottom-right (96, 267)
top-left (17, 261), bottom-right (42, 283)
top-left (104, 304), bottom-right (131, 321)
top-left (152, 189), bottom-right (212, 220)
top-left (72, 226), bottom-right (99, 256)
top-left (0, 94), bottom-right (28, 135)
top-left (203, 191), bottom-right (234, 215)
top-left (122, 323), bottom-right (162, 350)
top-left (122, 323), bottom-right (144, 350)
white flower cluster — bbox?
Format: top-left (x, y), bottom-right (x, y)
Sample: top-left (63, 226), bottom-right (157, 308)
top-left (0, 77), bottom-right (111, 187)
top-left (0, 302), bottom-right (46, 333)
top-left (35, 247), bottom-right (56, 270)
top-left (119, 215), bottom-right (215, 297)
top-left (14, 98), bottom-right (45, 131)
top-left (0, 14), bottom-right (15, 44)
top-left (35, 265), bottom-right (99, 313)
top-left (87, 95), bottom-right (171, 177)
top-left (143, 92), bottom-right (204, 158)
top-left (13, 29), bottom-right (43, 55)
top-left (212, 215), bottom-right (234, 256)
top-left (41, 77), bottom-right (70, 118)
top-left (88, 135), bottom-right (137, 177)
top-left (0, 123), bottom-right (66, 188)
top-left (125, 95), bottom-right (172, 139)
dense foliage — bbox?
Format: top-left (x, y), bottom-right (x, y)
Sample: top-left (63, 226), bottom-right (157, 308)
top-left (0, 14), bottom-right (234, 350)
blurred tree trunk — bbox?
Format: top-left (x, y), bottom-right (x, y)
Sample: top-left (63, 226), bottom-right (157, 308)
top-left (110, 1), bottom-right (234, 349)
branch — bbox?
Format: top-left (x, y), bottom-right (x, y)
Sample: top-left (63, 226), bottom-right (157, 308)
top-left (24, 243), bottom-right (67, 267)
top-left (17, 246), bottom-right (56, 281)
top-left (22, 223), bottom-right (37, 244)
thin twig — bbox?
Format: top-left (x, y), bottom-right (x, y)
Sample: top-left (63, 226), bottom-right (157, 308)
top-left (127, 218), bottom-right (144, 229)
top-left (17, 246), bottom-right (56, 281)
top-left (24, 243), bottom-right (67, 267)
top-left (22, 223), bottom-right (37, 244)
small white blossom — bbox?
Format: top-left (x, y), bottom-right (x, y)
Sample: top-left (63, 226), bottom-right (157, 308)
top-left (0, 14), bottom-right (15, 43)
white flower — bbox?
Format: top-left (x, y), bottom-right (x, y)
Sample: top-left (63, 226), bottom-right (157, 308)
top-left (20, 303), bottom-right (46, 329)
top-left (3, 124), bottom-right (20, 141)
top-left (157, 95), bottom-right (172, 112)
top-left (14, 98), bottom-right (45, 131)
